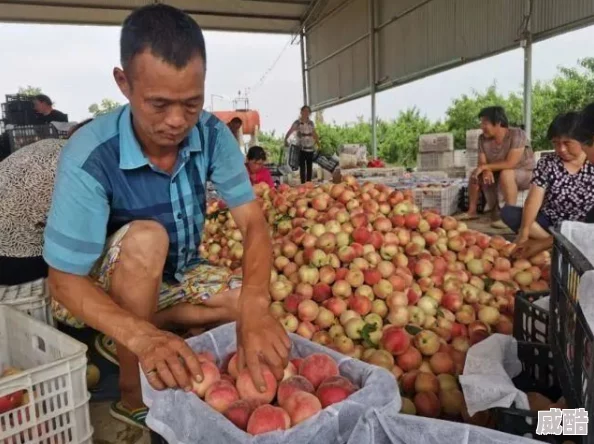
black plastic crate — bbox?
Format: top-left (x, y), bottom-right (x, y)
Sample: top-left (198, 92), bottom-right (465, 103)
top-left (150, 431), bottom-right (166, 444)
top-left (493, 342), bottom-right (571, 443)
top-left (513, 291), bottom-right (550, 345)
top-left (313, 152), bottom-right (339, 173)
top-left (457, 185), bottom-right (486, 213)
top-left (7, 124), bottom-right (59, 152)
top-left (550, 228), bottom-right (594, 436)
top-left (288, 144), bottom-right (300, 171)
top-left (6, 94), bottom-right (32, 102)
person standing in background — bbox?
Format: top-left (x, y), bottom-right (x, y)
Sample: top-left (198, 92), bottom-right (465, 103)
top-left (284, 105), bottom-right (320, 183)
top-left (33, 94), bottom-right (68, 123)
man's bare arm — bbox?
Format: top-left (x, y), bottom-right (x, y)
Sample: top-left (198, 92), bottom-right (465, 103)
top-left (48, 268), bottom-right (203, 389)
top-left (230, 200), bottom-right (290, 388)
top-left (49, 268), bottom-right (148, 345)
top-left (484, 147), bottom-right (524, 171)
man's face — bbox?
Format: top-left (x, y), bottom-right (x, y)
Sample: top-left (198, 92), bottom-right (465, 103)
top-left (301, 108), bottom-right (311, 121)
top-left (33, 100), bottom-right (47, 114)
top-left (479, 117), bottom-right (497, 138)
top-left (114, 51), bottom-right (205, 148)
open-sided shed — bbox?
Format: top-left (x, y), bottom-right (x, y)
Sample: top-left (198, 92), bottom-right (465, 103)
top-left (2, 0), bottom-right (594, 154)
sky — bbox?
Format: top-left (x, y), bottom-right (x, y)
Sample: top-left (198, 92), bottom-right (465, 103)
top-left (0, 22), bottom-right (593, 136)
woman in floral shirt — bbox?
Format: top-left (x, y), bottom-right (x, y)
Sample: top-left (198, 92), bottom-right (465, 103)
top-left (503, 111), bottom-right (594, 256)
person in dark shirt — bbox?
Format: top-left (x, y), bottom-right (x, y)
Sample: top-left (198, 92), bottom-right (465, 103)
top-left (33, 94), bottom-right (68, 123)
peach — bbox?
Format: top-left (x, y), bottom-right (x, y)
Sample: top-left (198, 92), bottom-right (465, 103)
top-left (414, 391), bottom-right (441, 418)
top-left (299, 353), bottom-right (340, 389)
top-left (400, 370), bottom-right (420, 395)
top-left (205, 380), bottom-right (240, 413)
top-left (284, 391), bottom-right (322, 425)
top-left (440, 389), bottom-right (464, 417)
top-left (227, 353), bottom-right (239, 379)
top-left (414, 372), bottom-right (439, 393)
top-left (191, 361), bottom-right (221, 398)
top-left (414, 330), bottom-right (440, 356)
top-left (401, 397), bottom-right (416, 415)
top-left (298, 299), bottom-right (320, 322)
top-left (396, 346), bottom-right (423, 371)
top-left (277, 375), bottom-right (315, 408)
top-left (236, 365), bottom-right (278, 404)
top-left (437, 374), bottom-right (458, 392)
top-left (381, 326), bottom-right (410, 356)
top-left (247, 404), bottom-right (291, 435)
top-left (367, 350), bottom-right (395, 371)
top-left (283, 362), bottom-right (297, 381)
top-left (197, 352), bottom-right (216, 364)
top-left (316, 376), bottom-right (357, 408)
top-left (223, 399), bottom-right (261, 431)
top-left (429, 352), bottom-right (455, 375)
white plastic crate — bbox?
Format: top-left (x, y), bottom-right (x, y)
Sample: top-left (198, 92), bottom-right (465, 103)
top-left (466, 150), bottom-right (478, 169)
top-left (417, 151), bottom-right (454, 171)
top-left (0, 278), bottom-right (54, 326)
top-left (0, 306), bottom-right (92, 444)
top-left (534, 150), bottom-right (555, 164)
top-left (453, 150), bottom-right (466, 168)
top-left (418, 133), bottom-right (454, 153)
top-left (465, 129), bottom-right (482, 151)
top-left (413, 184), bottom-right (461, 216)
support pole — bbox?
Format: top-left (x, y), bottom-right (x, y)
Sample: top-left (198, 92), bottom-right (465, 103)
top-left (300, 31), bottom-right (308, 105)
top-left (368, 0), bottom-right (377, 158)
top-left (522, 0), bottom-right (533, 142)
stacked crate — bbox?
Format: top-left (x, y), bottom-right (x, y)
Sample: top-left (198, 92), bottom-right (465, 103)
top-left (465, 129), bottom-right (482, 177)
top-left (417, 133), bottom-right (454, 171)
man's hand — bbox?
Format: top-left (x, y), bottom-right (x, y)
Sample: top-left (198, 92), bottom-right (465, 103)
top-left (128, 326), bottom-right (203, 392)
top-left (482, 170), bottom-right (495, 185)
top-left (471, 165), bottom-right (485, 180)
top-left (237, 297), bottom-right (290, 391)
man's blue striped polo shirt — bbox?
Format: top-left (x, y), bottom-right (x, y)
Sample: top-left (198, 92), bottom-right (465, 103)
top-left (43, 105), bottom-right (254, 281)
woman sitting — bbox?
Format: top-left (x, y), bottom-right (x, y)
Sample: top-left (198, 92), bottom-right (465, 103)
top-left (504, 111), bottom-right (594, 257)
top-left (246, 145), bottom-right (274, 188)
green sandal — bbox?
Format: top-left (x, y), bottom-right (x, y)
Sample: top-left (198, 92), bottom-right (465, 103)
top-left (110, 401), bottom-right (148, 430)
top-left (95, 334), bottom-right (119, 367)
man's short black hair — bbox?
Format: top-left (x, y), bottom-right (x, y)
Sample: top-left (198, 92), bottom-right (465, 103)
top-left (546, 112), bottom-right (581, 141)
top-left (229, 117), bottom-right (242, 125)
top-left (34, 94), bottom-right (52, 106)
top-left (478, 106), bottom-right (509, 128)
top-left (120, 4), bottom-right (207, 72)
top-left (574, 103), bottom-right (594, 146)
top-left (301, 105), bottom-right (312, 113)
top-left (247, 145), bottom-right (267, 161)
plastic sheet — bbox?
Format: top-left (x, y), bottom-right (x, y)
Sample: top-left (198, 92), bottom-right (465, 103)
top-left (347, 400), bottom-right (540, 444)
top-left (458, 334), bottom-right (529, 417)
top-left (141, 322), bottom-right (399, 444)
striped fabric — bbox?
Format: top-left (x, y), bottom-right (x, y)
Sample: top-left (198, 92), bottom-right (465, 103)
top-left (43, 105), bottom-right (254, 281)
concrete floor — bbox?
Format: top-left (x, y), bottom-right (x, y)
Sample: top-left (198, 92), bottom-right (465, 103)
top-left (91, 402), bottom-right (150, 444)
top-left (88, 214), bottom-right (512, 443)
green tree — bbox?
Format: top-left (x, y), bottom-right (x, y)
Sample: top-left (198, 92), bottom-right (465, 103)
top-left (18, 85), bottom-right (43, 96)
top-left (88, 98), bottom-right (121, 116)
top-left (258, 130), bottom-right (284, 164)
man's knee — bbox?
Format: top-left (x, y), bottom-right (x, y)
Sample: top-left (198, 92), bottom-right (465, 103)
top-left (499, 169), bottom-right (516, 185)
top-left (119, 221), bottom-right (169, 274)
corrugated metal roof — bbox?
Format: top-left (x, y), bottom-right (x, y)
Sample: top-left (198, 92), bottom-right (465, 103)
top-left (0, 0), bottom-right (312, 33)
top-left (307, 0), bottom-right (594, 110)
